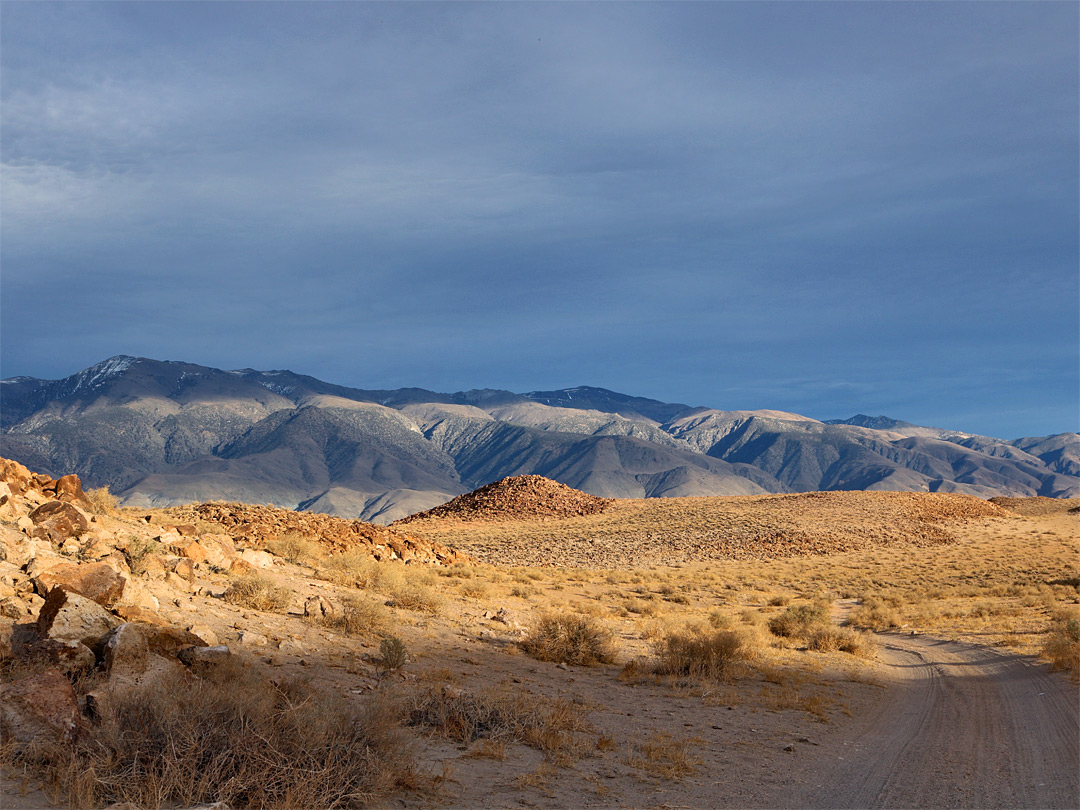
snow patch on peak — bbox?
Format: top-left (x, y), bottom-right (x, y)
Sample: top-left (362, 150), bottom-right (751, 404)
top-left (64, 355), bottom-right (140, 394)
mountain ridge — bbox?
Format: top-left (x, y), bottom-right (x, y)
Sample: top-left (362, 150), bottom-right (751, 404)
top-left (2, 355), bottom-right (1076, 522)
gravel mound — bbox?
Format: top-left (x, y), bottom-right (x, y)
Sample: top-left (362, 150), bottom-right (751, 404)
top-left (162, 502), bottom-right (471, 565)
top-left (988, 496), bottom-right (1080, 516)
top-left (395, 475), bottom-right (613, 525)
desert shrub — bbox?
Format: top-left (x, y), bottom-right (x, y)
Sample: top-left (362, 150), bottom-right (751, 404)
top-left (521, 611), bottom-right (616, 666)
top-left (317, 550), bottom-right (383, 589)
top-left (385, 581), bottom-right (442, 614)
top-left (707, 609), bottom-right (731, 629)
top-left (652, 627), bottom-right (754, 681)
top-left (124, 537), bottom-right (163, 576)
top-left (6, 662), bottom-right (411, 808)
top-left (625, 732), bottom-right (701, 780)
top-left (459, 582), bottom-right (490, 599)
top-left (807, 626), bottom-right (877, 658)
top-left (405, 687), bottom-right (591, 764)
top-left (223, 573), bottom-right (293, 613)
top-left (1041, 616), bottom-right (1080, 678)
top-left (85, 486), bottom-right (119, 515)
top-left (767, 603), bottom-right (829, 639)
top-left (265, 532), bottom-right (324, 566)
top-left (848, 597), bottom-right (902, 631)
top-left (314, 596), bottom-right (390, 638)
top-left (378, 636), bottom-right (408, 671)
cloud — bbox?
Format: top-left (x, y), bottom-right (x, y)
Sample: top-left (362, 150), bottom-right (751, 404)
top-left (1, 2), bottom-right (1076, 438)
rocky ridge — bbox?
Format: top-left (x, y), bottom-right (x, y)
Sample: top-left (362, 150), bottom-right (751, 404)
top-left (162, 501), bottom-right (469, 564)
top-left (393, 474), bottom-right (614, 525)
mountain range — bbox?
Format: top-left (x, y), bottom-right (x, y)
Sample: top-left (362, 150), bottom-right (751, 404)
top-left (2, 356), bottom-right (1076, 523)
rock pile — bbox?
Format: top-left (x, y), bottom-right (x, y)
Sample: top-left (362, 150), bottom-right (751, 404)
top-left (395, 475), bottom-right (613, 525)
top-left (162, 501), bottom-right (470, 565)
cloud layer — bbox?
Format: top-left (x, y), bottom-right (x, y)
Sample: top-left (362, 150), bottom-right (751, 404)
top-left (2, 2), bottom-right (1077, 438)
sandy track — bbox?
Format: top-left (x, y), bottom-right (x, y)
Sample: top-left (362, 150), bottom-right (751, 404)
top-left (788, 634), bottom-right (1079, 809)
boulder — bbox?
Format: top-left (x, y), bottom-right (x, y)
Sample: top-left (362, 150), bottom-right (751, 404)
top-left (171, 541), bottom-right (208, 564)
top-left (177, 644), bottom-right (232, 672)
top-left (37, 587), bottom-right (122, 647)
top-left (114, 604), bottom-right (166, 625)
top-left (172, 557), bottom-right (195, 582)
top-left (0, 669), bottom-right (80, 747)
top-left (304, 594), bottom-right (342, 623)
top-left (228, 558), bottom-right (256, 577)
top-left (29, 638), bottom-right (96, 674)
top-left (53, 475), bottom-right (89, 506)
top-left (28, 500), bottom-right (90, 539)
top-left (239, 549), bottom-right (275, 569)
top-left (33, 561), bottom-right (127, 607)
top-left (101, 623), bottom-right (150, 676)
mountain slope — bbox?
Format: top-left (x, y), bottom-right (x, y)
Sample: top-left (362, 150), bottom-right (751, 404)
top-left (2, 356), bottom-right (1076, 522)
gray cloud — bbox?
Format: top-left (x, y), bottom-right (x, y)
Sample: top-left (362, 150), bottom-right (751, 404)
top-left (2, 2), bottom-right (1076, 439)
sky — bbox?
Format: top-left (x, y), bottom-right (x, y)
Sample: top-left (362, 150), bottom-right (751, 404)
top-left (1, 2), bottom-right (1077, 439)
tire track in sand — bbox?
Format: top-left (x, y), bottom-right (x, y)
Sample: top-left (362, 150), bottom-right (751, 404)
top-left (797, 633), bottom-right (1079, 809)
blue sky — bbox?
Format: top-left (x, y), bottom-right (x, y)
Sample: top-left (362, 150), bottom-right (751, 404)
top-left (2, 2), bottom-right (1077, 439)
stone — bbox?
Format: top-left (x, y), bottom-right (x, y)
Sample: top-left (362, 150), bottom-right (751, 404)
top-left (37, 587), bottom-right (122, 647)
top-left (186, 623), bottom-right (218, 646)
top-left (236, 630), bottom-right (268, 647)
top-left (173, 541), bottom-right (207, 564)
top-left (80, 538), bottom-right (116, 561)
top-left (228, 558), bottom-right (256, 576)
top-left (34, 561), bottom-right (127, 607)
top-left (118, 581), bottom-right (160, 612)
top-left (29, 638), bottom-right (96, 674)
top-left (0, 669), bottom-right (80, 747)
top-left (0, 525), bottom-right (32, 567)
top-left (114, 604), bottom-right (166, 625)
top-left (164, 572), bottom-right (191, 591)
top-left (102, 623), bottom-right (149, 676)
top-left (277, 638), bottom-right (305, 655)
top-left (172, 524), bottom-right (198, 537)
top-left (172, 557), bottom-right (195, 582)
top-left (28, 500), bottom-right (90, 539)
top-left (239, 549), bottom-right (275, 569)
top-left (53, 475), bottom-right (89, 505)
top-left (304, 594), bottom-right (342, 623)
top-left (177, 644), bottom-right (232, 671)
top-left (16, 515), bottom-right (34, 533)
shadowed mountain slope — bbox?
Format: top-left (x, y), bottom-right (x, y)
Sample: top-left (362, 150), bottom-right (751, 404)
top-left (2, 356), bottom-right (1076, 522)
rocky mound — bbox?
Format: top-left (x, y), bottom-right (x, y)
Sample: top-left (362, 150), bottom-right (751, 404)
top-left (988, 496), bottom-right (1080, 516)
top-left (400, 490), bottom-right (1014, 568)
top-left (394, 475), bottom-right (613, 525)
top-left (162, 501), bottom-right (470, 566)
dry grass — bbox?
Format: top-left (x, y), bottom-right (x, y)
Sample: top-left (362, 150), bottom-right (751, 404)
top-left (265, 532), bottom-right (325, 566)
top-left (521, 612), bottom-right (617, 666)
top-left (625, 732), bottom-right (702, 781)
top-left (652, 626), bottom-right (756, 681)
top-left (223, 573), bottom-right (293, 612)
top-left (7, 659), bottom-right (413, 809)
top-left (313, 595), bottom-right (391, 638)
top-left (807, 626), bottom-right (877, 658)
top-left (405, 686), bottom-right (593, 764)
top-left (767, 603), bottom-right (829, 639)
top-left (1041, 612), bottom-right (1080, 678)
top-left (85, 486), bottom-right (119, 515)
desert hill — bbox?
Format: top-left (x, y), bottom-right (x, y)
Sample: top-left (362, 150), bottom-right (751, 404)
top-left (398, 485), bottom-right (1015, 568)
top-left (2, 356), bottom-right (1076, 522)
top-left (394, 474), bottom-right (613, 524)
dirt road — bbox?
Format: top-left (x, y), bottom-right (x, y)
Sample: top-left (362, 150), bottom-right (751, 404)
top-left (785, 633), bottom-right (1079, 809)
